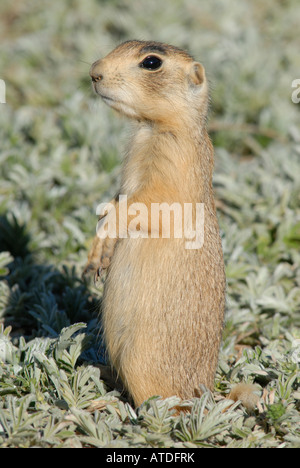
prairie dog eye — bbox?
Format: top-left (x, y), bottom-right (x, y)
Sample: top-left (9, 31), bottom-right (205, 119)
top-left (140, 55), bottom-right (162, 70)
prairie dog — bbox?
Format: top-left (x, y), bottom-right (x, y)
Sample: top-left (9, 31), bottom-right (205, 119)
top-left (87, 40), bottom-right (226, 407)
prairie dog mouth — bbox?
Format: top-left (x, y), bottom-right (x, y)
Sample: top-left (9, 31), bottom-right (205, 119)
top-left (94, 86), bottom-right (138, 118)
top-left (99, 94), bottom-right (115, 103)
top-left (93, 86), bottom-right (114, 103)
top-left (92, 82), bottom-right (114, 102)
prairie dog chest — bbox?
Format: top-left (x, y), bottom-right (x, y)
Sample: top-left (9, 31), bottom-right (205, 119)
top-left (120, 125), bottom-right (156, 195)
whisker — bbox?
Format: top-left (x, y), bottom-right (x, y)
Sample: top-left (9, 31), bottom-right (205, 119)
top-left (79, 59), bottom-right (92, 66)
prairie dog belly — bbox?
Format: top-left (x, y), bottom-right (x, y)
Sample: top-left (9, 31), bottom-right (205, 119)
top-left (102, 235), bottom-right (225, 405)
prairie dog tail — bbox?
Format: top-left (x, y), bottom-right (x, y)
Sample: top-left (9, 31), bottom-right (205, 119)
top-left (228, 383), bottom-right (260, 410)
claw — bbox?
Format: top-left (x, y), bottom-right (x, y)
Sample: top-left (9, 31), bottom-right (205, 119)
top-left (94, 266), bottom-right (103, 284)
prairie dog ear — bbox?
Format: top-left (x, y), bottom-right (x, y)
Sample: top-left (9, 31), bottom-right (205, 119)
top-left (188, 62), bottom-right (205, 86)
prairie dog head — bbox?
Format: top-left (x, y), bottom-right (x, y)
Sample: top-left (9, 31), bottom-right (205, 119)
top-left (90, 40), bottom-right (208, 127)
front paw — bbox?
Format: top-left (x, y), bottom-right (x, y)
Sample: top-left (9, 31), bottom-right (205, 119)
top-left (82, 236), bottom-right (116, 283)
top-left (82, 259), bottom-right (102, 281)
top-left (82, 235), bottom-right (105, 282)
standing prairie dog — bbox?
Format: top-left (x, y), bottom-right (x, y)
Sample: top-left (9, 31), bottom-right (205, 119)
top-left (87, 40), bottom-right (226, 407)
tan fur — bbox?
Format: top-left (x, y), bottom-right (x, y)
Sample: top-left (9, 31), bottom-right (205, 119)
top-left (228, 384), bottom-right (260, 411)
top-left (86, 40), bottom-right (226, 407)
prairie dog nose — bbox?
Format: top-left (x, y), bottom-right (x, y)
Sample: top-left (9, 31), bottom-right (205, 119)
top-left (89, 60), bottom-right (103, 82)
